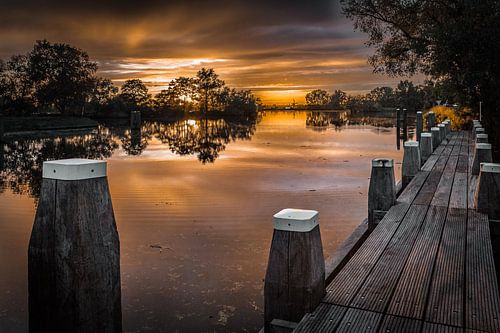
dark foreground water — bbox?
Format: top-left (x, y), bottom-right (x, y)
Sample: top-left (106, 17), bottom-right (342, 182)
top-left (0, 111), bottom-right (402, 332)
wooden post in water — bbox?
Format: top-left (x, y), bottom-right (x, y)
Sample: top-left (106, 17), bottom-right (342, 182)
top-left (264, 209), bottom-right (325, 332)
top-left (443, 120), bottom-right (451, 137)
top-left (420, 132), bottom-right (433, 163)
top-left (477, 133), bottom-right (489, 144)
top-left (475, 127), bottom-right (485, 139)
top-left (402, 141), bottom-right (421, 189)
top-left (416, 111), bottom-right (423, 142)
top-left (403, 108), bottom-right (408, 141)
top-left (473, 122), bottom-right (482, 136)
top-left (431, 127), bottom-right (441, 150)
top-left (428, 111), bottom-right (436, 130)
top-left (0, 116), bottom-right (4, 142)
top-left (130, 110), bottom-right (141, 130)
top-left (472, 143), bottom-right (493, 175)
top-left (475, 163), bottom-right (500, 219)
top-left (28, 159), bottom-right (122, 333)
top-left (438, 124), bottom-right (446, 143)
top-left (396, 108), bottom-right (401, 150)
top-left (368, 158), bottom-right (396, 227)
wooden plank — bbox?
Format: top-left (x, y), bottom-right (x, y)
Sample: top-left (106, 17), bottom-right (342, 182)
top-left (378, 315), bottom-right (422, 333)
top-left (468, 175), bottom-right (478, 210)
top-left (324, 203), bottom-right (410, 306)
top-left (451, 144), bottom-right (461, 156)
top-left (465, 209), bottom-right (500, 332)
top-left (413, 171), bottom-right (443, 206)
top-left (422, 322), bottom-right (462, 333)
top-left (456, 154), bottom-right (468, 173)
top-left (433, 145), bottom-right (446, 156)
top-left (431, 155), bottom-right (458, 207)
top-left (442, 144), bottom-right (453, 156)
top-left (425, 208), bottom-right (467, 327)
top-left (335, 308), bottom-right (382, 333)
top-left (422, 155), bottom-right (439, 172)
top-left (433, 153), bottom-right (450, 172)
top-left (387, 205), bottom-right (448, 319)
top-left (350, 205), bottom-right (429, 312)
top-left (293, 303), bottom-right (346, 333)
top-left (397, 171), bottom-right (429, 204)
top-left (449, 172), bottom-right (467, 209)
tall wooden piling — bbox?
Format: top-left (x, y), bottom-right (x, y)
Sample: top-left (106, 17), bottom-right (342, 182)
top-left (396, 108), bottom-right (401, 150)
top-left (264, 209), bottom-right (325, 332)
top-left (475, 163), bottom-right (500, 220)
top-left (0, 116), bottom-right (4, 142)
top-left (438, 124), bottom-right (446, 142)
top-left (428, 111), bottom-right (436, 130)
top-left (402, 141), bottom-right (421, 189)
top-left (420, 132), bottom-right (433, 163)
top-left (130, 110), bottom-right (141, 130)
top-left (402, 108), bottom-right (408, 141)
top-left (368, 158), bottom-right (396, 227)
top-left (477, 133), bottom-right (489, 144)
top-left (431, 127), bottom-right (441, 150)
top-left (472, 143), bottom-right (493, 175)
top-left (28, 159), bottom-right (122, 332)
top-left (443, 120), bottom-right (451, 137)
top-left (416, 111), bottom-right (423, 142)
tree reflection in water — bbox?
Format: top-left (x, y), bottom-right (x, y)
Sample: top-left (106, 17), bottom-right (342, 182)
top-left (0, 113), bottom-right (260, 198)
top-left (306, 111), bottom-right (349, 131)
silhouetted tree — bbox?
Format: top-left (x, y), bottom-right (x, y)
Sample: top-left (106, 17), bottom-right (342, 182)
top-left (28, 40), bottom-right (97, 114)
top-left (330, 90), bottom-right (348, 109)
top-left (196, 68), bottom-right (224, 113)
top-left (120, 79), bottom-right (151, 111)
top-left (305, 89), bottom-right (330, 107)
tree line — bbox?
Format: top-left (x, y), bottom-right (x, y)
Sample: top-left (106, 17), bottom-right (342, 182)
top-left (305, 79), bottom-right (456, 112)
top-left (0, 40), bottom-right (259, 117)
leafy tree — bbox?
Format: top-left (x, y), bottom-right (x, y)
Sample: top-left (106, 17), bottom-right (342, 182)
top-left (330, 90), bottom-right (348, 109)
top-left (196, 68), bottom-right (224, 113)
top-left (91, 78), bottom-right (118, 106)
top-left (119, 79), bottom-right (151, 110)
top-left (394, 80), bottom-right (424, 111)
top-left (28, 40), bottom-right (97, 114)
top-left (0, 55), bottom-right (35, 114)
top-left (341, 0), bottom-right (500, 152)
top-left (305, 89), bottom-right (330, 107)
top-left (368, 87), bottom-right (396, 108)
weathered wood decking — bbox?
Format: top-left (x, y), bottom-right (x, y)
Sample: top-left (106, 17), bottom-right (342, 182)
top-left (293, 131), bottom-right (500, 332)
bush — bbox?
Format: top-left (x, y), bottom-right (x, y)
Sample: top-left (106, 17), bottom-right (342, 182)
top-left (425, 105), bottom-right (472, 130)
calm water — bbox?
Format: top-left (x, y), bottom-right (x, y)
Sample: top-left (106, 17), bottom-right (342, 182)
top-left (0, 111), bottom-right (403, 332)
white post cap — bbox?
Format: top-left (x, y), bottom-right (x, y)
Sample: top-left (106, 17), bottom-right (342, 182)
top-left (43, 159), bottom-right (107, 180)
top-left (438, 124), bottom-right (445, 128)
top-left (476, 143), bottom-right (492, 150)
top-left (372, 158), bottom-right (394, 168)
top-left (273, 208), bottom-right (319, 232)
top-left (421, 132), bottom-right (432, 137)
top-left (477, 133), bottom-right (488, 139)
top-left (476, 127), bottom-right (485, 132)
top-left (417, 111), bottom-right (422, 114)
top-left (431, 127), bottom-right (440, 132)
top-left (404, 141), bottom-right (419, 147)
top-left (480, 163), bottom-right (500, 173)
top-left (429, 111), bottom-right (435, 114)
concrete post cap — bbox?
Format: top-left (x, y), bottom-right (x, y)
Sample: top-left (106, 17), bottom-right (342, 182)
top-left (476, 143), bottom-right (492, 150)
top-left (417, 111), bottom-right (422, 114)
top-left (42, 159), bottom-right (107, 180)
top-left (421, 132), bottom-right (432, 137)
top-left (372, 158), bottom-right (394, 167)
top-left (476, 134), bottom-right (488, 139)
top-left (404, 141), bottom-right (419, 147)
top-left (431, 127), bottom-right (440, 132)
top-left (428, 111), bottom-right (435, 114)
top-left (476, 128), bottom-right (485, 132)
top-left (273, 208), bottom-right (319, 232)
top-left (480, 163), bottom-right (500, 173)
top-left (438, 124), bottom-right (445, 128)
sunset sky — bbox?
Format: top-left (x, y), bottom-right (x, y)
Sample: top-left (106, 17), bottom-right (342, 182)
top-left (0, 0), bottom-right (421, 104)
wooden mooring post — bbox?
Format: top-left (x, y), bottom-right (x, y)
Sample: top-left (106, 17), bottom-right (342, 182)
top-left (416, 111), bottom-right (423, 142)
top-left (428, 111), bottom-right (436, 130)
top-left (28, 159), bottom-right (122, 332)
top-left (475, 163), bottom-right (500, 219)
top-left (264, 209), bottom-right (325, 332)
top-left (431, 127), bottom-right (441, 150)
top-left (420, 132), bottom-right (433, 163)
top-left (396, 108), bottom-right (401, 150)
top-left (475, 127), bottom-right (485, 138)
top-left (0, 116), bottom-right (4, 143)
top-left (402, 108), bottom-right (408, 142)
top-left (477, 133), bottom-right (489, 144)
top-left (368, 158), bottom-right (396, 227)
top-left (402, 141), bottom-right (421, 189)
top-left (438, 123), bottom-right (446, 143)
top-left (472, 143), bottom-right (493, 175)
top-left (131, 110), bottom-right (141, 130)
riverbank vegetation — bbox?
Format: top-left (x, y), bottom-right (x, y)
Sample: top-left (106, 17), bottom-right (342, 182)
top-left (0, 40), bottom-right (259, 118)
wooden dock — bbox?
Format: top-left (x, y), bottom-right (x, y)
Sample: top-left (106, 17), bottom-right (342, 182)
top-left (292, 131), bottom-right (500, 332)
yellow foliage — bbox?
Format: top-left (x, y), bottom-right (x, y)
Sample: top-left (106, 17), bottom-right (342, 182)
top-left (424, 106), bottom-right (472, 130)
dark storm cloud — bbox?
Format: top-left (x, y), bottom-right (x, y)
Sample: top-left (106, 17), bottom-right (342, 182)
top-left (0, 0), bottom-right (412, 103)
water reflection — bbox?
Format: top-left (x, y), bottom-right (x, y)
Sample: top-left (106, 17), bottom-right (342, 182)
top-left (0, 114), bottom-right (260, 197)
top-left (306, 111), bottom-right (349, 131)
